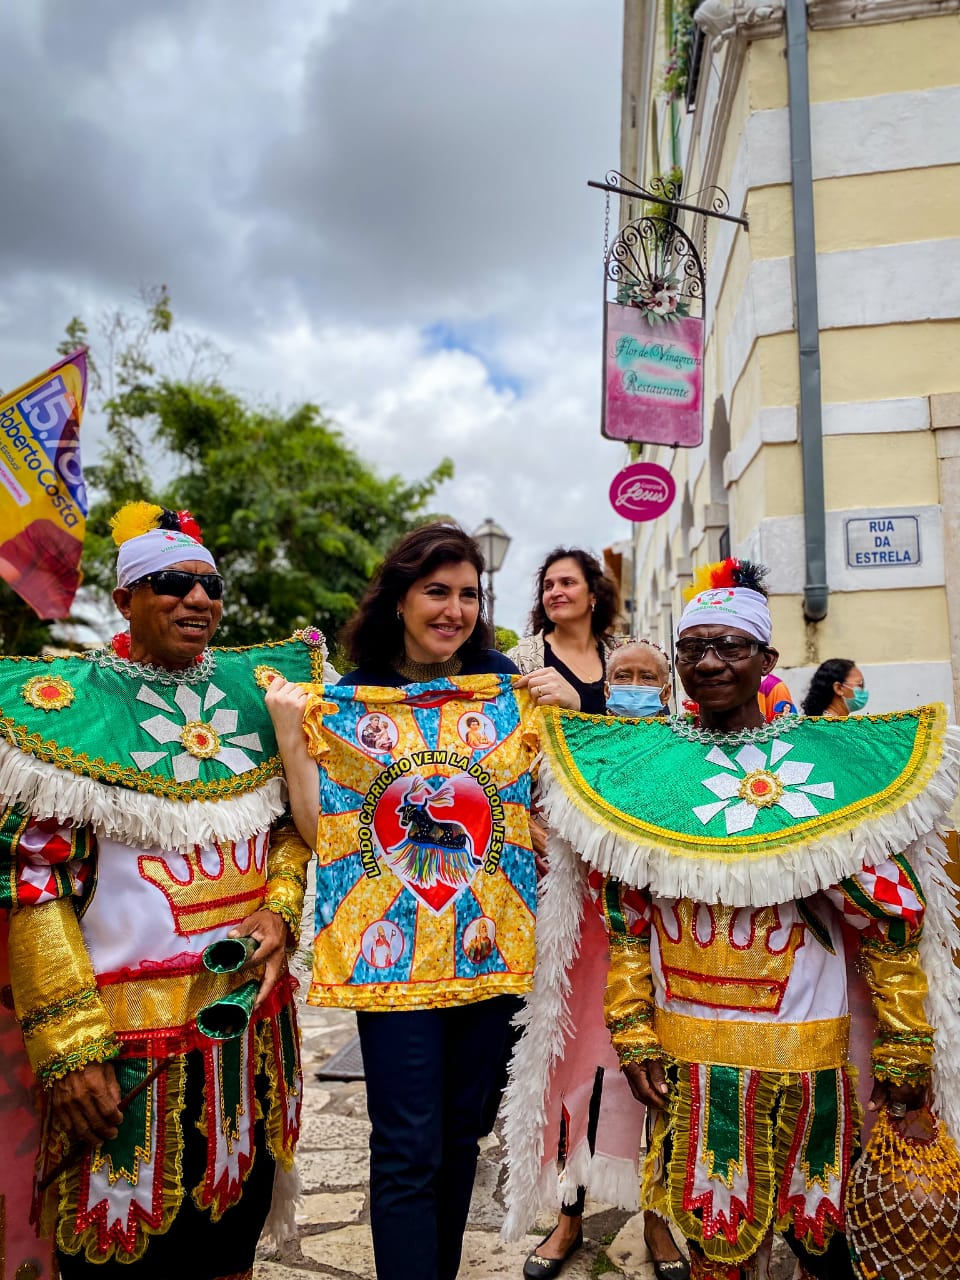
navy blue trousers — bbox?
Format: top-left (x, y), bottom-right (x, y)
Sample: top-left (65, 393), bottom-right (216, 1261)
top-left (356, 995), bottom-right (519, 1280)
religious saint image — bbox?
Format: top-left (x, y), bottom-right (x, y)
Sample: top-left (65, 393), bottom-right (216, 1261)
top-left (360, 919), bottom-right (405, 969)
top-left (462, 916), bottom-right (496, 964)
top-left (356, 711), bottom-right (398, 753)
top-left (457, 711), bottom-right (497, 751)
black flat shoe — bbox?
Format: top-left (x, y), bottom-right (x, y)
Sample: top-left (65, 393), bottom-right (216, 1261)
top-left (651, 1261), bottom-right (691, 1280)
top-left (521, 1226), bottom-right (584, 1279)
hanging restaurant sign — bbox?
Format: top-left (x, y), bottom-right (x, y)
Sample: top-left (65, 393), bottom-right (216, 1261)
top-left (589, 170), bottom-right (747, 449)
top-left (602, 217), bottom-right (705, 447)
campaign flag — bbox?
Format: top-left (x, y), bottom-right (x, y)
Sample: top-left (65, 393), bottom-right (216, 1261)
top-left (0, 349), bottom-right (89, 618)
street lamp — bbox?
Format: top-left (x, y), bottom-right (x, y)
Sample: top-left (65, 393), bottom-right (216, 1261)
top-left (472, 517), bottom-right (511, 630)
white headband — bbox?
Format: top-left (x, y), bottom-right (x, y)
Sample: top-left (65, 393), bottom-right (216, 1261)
top-left (116, 528), bottom-right (217, 588)
top-left (676, 586), bottom-right (772, 645)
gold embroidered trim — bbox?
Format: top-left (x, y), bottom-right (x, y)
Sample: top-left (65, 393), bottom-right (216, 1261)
top-left (253, 665), bottom-right (283, 690)
top-left (21, 674), bottom-right (75, 711)
top-left (653, 1008), bottom-right (850, 1072)
top-left (541, 704), bottom-right (945, 857)
top-left (98, 968), bottom-right (263, 1035)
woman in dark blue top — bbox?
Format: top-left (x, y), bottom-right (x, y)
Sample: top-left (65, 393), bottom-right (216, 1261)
top-left (268, 522), bottom-right (578, 1280)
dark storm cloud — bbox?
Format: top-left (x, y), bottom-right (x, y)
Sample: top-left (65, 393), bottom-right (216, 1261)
top-left (247, 0), bottom-right (619, 325)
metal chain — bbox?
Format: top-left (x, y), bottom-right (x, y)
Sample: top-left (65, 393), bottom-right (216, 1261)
top-left (603, 191), bottom-right (611, 260)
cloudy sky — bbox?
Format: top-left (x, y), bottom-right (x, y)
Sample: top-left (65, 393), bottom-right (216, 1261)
top-left (0, 0), bottom-right (630, 633)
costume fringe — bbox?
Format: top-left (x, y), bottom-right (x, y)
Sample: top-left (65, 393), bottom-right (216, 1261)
top-left (553, 1142), bottom-right (640, 1212)
top-left (260, 1158), bottom-right (301, 1250)
top-left (0, 740), bottom-right (287, 853)
top-left (536, 724), bottom-right (960, 909)
top-left (501, 836), bottom-right (587, 1241)
top-left (912, 832), bottom-right (960, 1149)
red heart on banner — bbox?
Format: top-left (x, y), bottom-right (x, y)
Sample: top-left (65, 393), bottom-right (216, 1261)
top-left (371, 771), bottom-right (493, 915)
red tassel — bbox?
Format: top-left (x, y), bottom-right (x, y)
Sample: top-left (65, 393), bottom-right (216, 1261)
top-left (111, 631), bottom-right (132, 658)
top-left (176, 510), bottom-right (203, 541)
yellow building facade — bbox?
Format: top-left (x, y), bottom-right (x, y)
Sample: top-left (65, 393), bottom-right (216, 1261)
top-left (619, 0), bottom-right (960, 714)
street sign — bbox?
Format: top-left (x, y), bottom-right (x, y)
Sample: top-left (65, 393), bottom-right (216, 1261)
top-left (609, 461), bottom-right (676, 522)
top-left (844, 515), bottom-right (921, 568)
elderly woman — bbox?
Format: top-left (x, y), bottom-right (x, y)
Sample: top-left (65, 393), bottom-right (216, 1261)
top-left (267, 522), bottom-right (578, 1280)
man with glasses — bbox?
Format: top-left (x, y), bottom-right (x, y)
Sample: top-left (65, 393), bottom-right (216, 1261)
top-left (508, 558), bottom-right (959, 1280)
top-left (0, 503), bottom-right (333, 1278)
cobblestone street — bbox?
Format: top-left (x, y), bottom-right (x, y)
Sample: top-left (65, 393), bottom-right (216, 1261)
top-left (254, 999), bottom-right (798, 1280)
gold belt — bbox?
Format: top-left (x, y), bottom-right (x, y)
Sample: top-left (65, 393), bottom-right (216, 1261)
top-left (654, 1007), bottom-right (850, 1072)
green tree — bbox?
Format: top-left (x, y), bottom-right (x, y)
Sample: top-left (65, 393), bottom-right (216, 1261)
top-left (77, 293), bottom-right (452, 647)
top-left (494, 626), bottom-right (519, 654)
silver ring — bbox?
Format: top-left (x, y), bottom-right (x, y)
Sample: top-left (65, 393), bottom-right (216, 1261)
top-left (889, 1102), bottom-right (908, 1118)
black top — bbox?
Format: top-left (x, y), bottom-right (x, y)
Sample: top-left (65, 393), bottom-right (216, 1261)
top-left (544, 639), bottom-right (606, 714)
top-left (339, 648), bottom-right (519, 687)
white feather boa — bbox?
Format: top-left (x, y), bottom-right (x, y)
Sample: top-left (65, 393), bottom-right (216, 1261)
top-left (0, 738), bottom-right (287, 852)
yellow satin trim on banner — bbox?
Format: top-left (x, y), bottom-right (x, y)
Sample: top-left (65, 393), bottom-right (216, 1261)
top-left (654, 1009), bottom-right (850, 1072)
top-left (313, 866), bottom-right (402, 988)
top-left (98, 967), bottom-right (262, 1035)
top-left (408, 904), bottom-right (455, 985)
top-left (307, 970), bottom-right (532, 1011)
top-left (540, 703), bottom-right (947, 860)
top-left (469, 865), bottom-right (535, 975)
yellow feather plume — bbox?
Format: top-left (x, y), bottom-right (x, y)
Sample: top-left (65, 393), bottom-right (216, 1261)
top-left (110, 501), bottom-right (163, 547)
top-left (683, 562), bottom-right (720, 602)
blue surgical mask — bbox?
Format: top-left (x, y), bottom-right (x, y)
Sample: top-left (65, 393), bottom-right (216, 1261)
top-left (844, 685), bottom-right (869, 713)
top-left (607, 685), bottom-right (665, 718)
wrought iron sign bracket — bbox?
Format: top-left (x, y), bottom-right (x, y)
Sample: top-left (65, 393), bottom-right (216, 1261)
top-left (588, 170), bottom-right (749, 230)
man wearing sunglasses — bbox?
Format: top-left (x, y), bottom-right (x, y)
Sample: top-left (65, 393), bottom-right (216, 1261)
top-left (506, 558), bottom-right (958, 1280)
top-left (0, 504), bottom-right (334, 1279)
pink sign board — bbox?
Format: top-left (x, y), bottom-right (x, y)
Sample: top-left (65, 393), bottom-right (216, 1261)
top-left (602, 302), bottom-right (703, 446)
top-left (609, 461), bottom-right (676, 522)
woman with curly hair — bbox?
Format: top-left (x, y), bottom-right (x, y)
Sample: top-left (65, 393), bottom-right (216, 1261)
top-left (508, 547), bottom-right (620, 714)
top-left (801, 658), bottom-right (868, 717)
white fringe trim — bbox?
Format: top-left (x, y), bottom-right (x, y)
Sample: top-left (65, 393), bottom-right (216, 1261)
top-left (0, 740), bottom-right (287, 853)
top-left (912, 832), bottom-right (960, 1149)
top-left (261, 1156), bottom-right (301, 1249)
top-left (551, 1143), bottom-right (640, 1213)
top-left (501, 835), bottom-right (586, 1241)
top-left (536, 724), bottom-right (960, 908)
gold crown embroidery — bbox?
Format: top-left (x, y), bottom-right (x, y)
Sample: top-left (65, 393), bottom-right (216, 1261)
top-left (139, 835), bottom-right (268, 936)
top-left (655, 899), bottom-right (806, 1013)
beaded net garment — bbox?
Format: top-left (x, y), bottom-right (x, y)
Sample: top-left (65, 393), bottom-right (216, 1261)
top-left (846, 1107), bottom-right (960, 1278)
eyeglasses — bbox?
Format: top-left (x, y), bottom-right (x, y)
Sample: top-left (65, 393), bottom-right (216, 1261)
top-left (675, 635), bottom-right (762, 665)
top-left (129, 571), bottom-right (225, 600)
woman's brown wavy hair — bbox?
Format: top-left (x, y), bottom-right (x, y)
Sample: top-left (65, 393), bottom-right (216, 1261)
top-left (528, 547), bottom-right (619, 642)
top-left (341, 522), bottom-right (491, 673)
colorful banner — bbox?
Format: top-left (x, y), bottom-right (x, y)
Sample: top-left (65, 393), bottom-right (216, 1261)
top-left (305, 675), bottom-right (539, 1011)
top-left (602, 302), bottom-right (703, 446)
top-left (0, 350), bottom-right (88, 618)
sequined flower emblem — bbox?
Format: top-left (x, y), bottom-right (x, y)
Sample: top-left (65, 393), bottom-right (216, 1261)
top-left (21, 674), bottom-right (75, 711)
top-left (293, 626), bottom-right (325, 648)
top-left (132, 683), bottom-right (263, 782)
top-left (254, 664), bottom-right (283, 690)
top-left (179, 721), bottom-right (222, 759)
top-left (693, 739), bottom-right (835, 834)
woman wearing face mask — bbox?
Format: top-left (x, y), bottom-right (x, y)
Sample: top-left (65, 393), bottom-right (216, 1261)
top-left (605, 639), bottom-right (672, 719)
top-left (508, 637), bottom-right (689, 1280)
top-left (801, 658), bottom-right (869, 718)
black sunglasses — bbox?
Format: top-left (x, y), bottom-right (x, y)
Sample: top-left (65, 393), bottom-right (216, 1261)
top-left (129, 570), bottom-right (225, 600)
